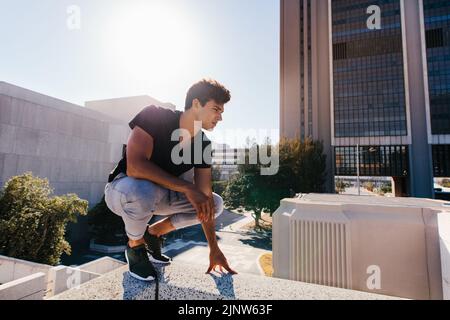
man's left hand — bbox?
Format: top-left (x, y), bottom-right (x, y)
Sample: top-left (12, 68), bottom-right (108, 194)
top-left (206, 248), bottom-right (238, 275)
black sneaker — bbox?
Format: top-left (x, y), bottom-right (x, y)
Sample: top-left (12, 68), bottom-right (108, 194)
top-left (124, 244), bottom-right (157, 281)
top-left (144, 229), bottom-right (172, 264)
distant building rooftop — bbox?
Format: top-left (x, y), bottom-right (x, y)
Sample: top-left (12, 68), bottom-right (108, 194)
top-left (0, 81), bottom-right (124, 124)
top-left (293, 193), bottom-right (450, 209)
top-left (85, 95), bottom-right (176, 123)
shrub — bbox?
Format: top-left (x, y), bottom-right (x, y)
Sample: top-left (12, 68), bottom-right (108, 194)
top-left (335, 179), bottom-right (347, 193)
top-left (364, 181), bottom-right (374, 192)
top-left (442, 179), bottom-right (450, 188)
top-left (0, 172), bottom-right (88, 265)
top-left (88, 196), bottom-right (126, 245)
top-left (380, 183), bottom-right (392, 194)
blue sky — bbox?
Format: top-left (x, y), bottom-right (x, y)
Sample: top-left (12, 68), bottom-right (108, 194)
top-left (0, 0), bottom-right (280, 147)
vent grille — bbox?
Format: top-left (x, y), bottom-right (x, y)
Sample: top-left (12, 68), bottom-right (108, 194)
top-left (290, 220), bottom-right (351, 289)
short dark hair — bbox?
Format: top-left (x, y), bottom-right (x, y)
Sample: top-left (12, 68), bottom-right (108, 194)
top-left (185, 79), bottom-right (231, 110)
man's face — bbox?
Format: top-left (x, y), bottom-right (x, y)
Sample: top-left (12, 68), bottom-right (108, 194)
top-left (196, 99), bottom-right (224, 131)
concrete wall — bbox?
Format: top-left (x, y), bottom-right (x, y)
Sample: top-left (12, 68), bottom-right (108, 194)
top-left (0, 272), bottom-right (46, 300)
top-left (0, 254), bottom-right (126, 299)
top-left (280, 0), bottom-right (301, 140)
top-left (0, 81), bottom-right (130, 246)
top-left (0, 255), bottom-right (51, 285)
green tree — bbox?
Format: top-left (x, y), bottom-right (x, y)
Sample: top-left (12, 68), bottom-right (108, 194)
top-left (223, 174), bottom-right (284, 230)
top-left (212, 180), bottom-right (228, 196)
top-left (277, 137), bottom-right (327, 193)
top-left (0, 172), bottom-right (88, 265)
top-left (223, 138), bottom-right (327, 229)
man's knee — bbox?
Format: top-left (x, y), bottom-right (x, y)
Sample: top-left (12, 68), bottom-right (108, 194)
top-left (109, 177), bottom-right (164, 216)
top-left (213, 193), bottom-right (224, 218)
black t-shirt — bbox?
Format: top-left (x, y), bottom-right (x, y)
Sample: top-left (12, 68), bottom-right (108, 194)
top-left (108, 105), bottom-right (212, 182)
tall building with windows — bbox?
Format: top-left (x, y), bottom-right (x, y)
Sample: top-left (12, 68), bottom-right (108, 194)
top-left (281, 0), bottom-right (449, 198)
top-left (423, 0), bottom-right (450, 178)
top-left (281, 0), bottom-right (334, 192)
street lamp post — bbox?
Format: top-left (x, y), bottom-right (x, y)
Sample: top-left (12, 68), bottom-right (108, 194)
top-left (357, 144), bottom-right (360, 196)
top-left (356, 145), bottom-right (377, 196)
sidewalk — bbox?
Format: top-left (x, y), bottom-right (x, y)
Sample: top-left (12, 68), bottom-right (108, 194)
top-left (164, 209), bottom-right (272, 276)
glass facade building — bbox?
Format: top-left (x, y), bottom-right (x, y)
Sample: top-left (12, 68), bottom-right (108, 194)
top-left (332, 0), bottom-right (407, 138)
top-left (424, 0), bottom-right (450, 177)
top-left (424, 0), bottom-right (450, 135)
top-left (281, 0), bottom-right (448, 197)
top-left (332, 0), bottom-right (409, 178)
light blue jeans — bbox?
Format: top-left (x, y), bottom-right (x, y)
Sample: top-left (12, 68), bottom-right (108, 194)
top-left (104, 172), bottom-right (224, 240)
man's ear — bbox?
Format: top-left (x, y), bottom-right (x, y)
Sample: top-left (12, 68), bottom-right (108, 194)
top-left (192, 98), bottom-right (201, 110)
top-left (192, 98), bottom-right (203, 111)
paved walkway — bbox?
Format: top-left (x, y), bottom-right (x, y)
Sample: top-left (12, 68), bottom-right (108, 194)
top-left (167, 241), bottom-right (270, 275)
top-left (163, 209), bottom-right (272, 275)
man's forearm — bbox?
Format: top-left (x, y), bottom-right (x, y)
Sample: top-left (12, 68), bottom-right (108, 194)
top-left (201, 218), bottom-right (219, 251)
top-left (127, 160), bottom-right (192, 193)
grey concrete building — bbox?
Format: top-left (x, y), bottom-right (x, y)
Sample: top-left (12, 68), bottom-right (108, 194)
top-left (280, 0), bottom-right (449, 198)
top-left (281, 0), bottom-right (334, 193)
top-left (0, 81), bottom-right (129, 245)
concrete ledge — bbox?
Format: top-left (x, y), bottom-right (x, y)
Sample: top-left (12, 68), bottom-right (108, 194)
top-left (51, 262), bottom-right (401, 300)
top-left (0, 272), bottom-right (46, 300)
top-left (79, 256), bottom-right (126, 274)
top-left (89, 240), bottom-right (127, 254)
top-left (46, 266), bottom-right (101, 298)
top-left (0, 255), bottom-right (51, 285)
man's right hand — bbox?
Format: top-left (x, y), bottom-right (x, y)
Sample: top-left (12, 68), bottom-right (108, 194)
top-left (184, 186), bottom-right (215, 223)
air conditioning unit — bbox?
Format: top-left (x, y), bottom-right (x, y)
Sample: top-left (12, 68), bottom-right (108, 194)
top-left (273, 194), bottom-right (450, 300)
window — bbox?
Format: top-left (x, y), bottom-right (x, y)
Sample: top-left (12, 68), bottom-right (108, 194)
top-left (335, 145), bottom-right (409, 177)
top-left (432, 145), bottom-right (450, 177)
top-left (426, 28), bottom-right (444, 48)
top-left (333, 43), bottom-right (347, 60)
